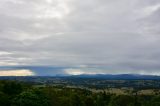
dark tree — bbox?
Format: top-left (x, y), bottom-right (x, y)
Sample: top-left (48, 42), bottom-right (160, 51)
top-left (85, 97), bottom-right (94, 106)
top-left (0, 92), bottom-right (10, 106)
top-left (2, 81), bottom-right (22, 95)
top-left (11, 89), bottom-right (49, 106)
top-left (109, 95), bottom-right (134, 106)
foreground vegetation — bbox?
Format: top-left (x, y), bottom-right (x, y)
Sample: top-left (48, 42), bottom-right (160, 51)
top-left (0, 80), bottom-right (160, 106)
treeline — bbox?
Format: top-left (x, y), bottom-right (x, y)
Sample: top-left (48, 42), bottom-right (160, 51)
top-left (0, 80), bottom-right (160, 106)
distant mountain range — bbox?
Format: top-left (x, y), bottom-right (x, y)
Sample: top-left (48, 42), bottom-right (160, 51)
top-left (0, 74), bottom-right (160, 80)
top-left (69, 74), bottom-right (160, 80)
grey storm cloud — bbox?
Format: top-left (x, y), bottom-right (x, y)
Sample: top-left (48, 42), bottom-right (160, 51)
top-left (0, 0), bottom-right (160, 75)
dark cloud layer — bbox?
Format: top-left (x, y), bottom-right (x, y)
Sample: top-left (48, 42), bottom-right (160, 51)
top-left (0, 0), bottom-right (160, 75)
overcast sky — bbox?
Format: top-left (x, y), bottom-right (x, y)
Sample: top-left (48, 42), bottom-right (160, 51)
top-left (0, 0), bottom-right (160, 76)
